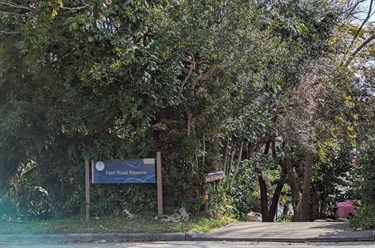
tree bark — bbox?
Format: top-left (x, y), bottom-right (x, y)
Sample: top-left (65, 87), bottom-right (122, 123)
top-left (231, 141), bottom-right (243, 186)
top-left (295, 148), bottom-right (314, 221)
top-left (283, 141), bottom-right (300, 211)
top-left (258, 171), bottom-right (269, 220)
top-left (202, 133), bottom-right (206, 167)
top-left (258, 139), bottom-right (286, 222)
top-left (228, 144), bottom-right (237, 175)
top-left (266, 179), bottom-right (285, 222)
top-left (258, 170), bottom-right (286, 222)
top-left (258, 140), bottom-right (271, 221)
top-left (187, 110), bottom-right (193, 136)
top-left (223, 136), bottom-right (230, 174)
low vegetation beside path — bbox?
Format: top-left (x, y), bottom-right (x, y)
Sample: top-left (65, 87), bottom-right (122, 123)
top-left (0, 214), bottom-right (236, 235)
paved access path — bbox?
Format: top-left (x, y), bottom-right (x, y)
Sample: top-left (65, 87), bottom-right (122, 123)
top-left (189, 221), bottom-right (375, 242)
top-left (1, 221), bottom-right (374, 244)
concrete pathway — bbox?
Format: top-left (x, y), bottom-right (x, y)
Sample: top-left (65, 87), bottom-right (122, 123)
top-left (1, 222), bottom-right (374, 244)
top-left (189, 222), bottom-right (375, 242)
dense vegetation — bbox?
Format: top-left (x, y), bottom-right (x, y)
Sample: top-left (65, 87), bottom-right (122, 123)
top-left (0, 0), bottom-right (374, 226)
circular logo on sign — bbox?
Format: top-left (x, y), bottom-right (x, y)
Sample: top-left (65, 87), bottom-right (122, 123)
top-left (95, 161), bottom-right (105, 171)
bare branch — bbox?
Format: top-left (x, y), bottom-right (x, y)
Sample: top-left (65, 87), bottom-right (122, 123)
top-left (62, 5), bottom-right (88, 10)
top-left (0, 1), bottom-right (33, 11)
top-left (0, 10), bottom-right (24, 15)
top-left (0, 0), bottom-right (88, 12)
top-left (192, 64), bottom-right (218, 85)
top-left (345, 33), bottom-right (375, 66)
top-left (346, 1), bottom-right (362, 18)
top-left (0, 30), bottom-right (18, 34)
top-left (347, 0), bottom-right (374, 51)
top-left (186, 63), bottom-right (218, 99)
top-left (178, 52), bottom-right (195, 101)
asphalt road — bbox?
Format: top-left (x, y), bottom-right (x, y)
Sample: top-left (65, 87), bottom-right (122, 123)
top-left (2, 241), bottom-right (375, 248)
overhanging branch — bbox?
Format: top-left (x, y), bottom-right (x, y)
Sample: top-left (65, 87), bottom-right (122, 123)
top-left (0, 10), bottom-right (24, 15)
top-left (0, 1), bottom-right (33, 11)
top-left (345, 33), bottom-right (375, 66)
top-left (347, 0), bottom-right (374, 51)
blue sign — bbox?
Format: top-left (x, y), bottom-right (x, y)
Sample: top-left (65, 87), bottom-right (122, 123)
top-left (92, 158), bottom-right (156, 184)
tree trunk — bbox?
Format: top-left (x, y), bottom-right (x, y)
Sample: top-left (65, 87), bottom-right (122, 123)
top-left (231, 141), bottom-right (243, 187)
top-left (202, 133), bottom-right (206, 167)
top-left (258, 172), bottom-right (269, 220)
top-left (258, 139), bottom-right (286, 222)
top-left (295, 148), bottom-right (314, 221)
top-left (266, 179), bottom-right (285, 222)
top-left (258, 140), bottom-right (271, 221)
top-left (223, 136), bottom-right (230, 174)
top-left (187, 110), bottom-right (193, 136)
top-left (227, 144), bottom-right (237, 175)
top-left (283, 141), bottom-right (300, 211)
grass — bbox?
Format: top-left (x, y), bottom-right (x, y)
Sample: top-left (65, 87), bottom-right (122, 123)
top-left (0, 213), bottom-right (236, 235)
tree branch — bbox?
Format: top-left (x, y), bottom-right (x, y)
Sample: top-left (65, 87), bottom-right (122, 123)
top-left (178, 52), bottom-right (195, 101)
top-left (0, 30), bottom-right (18, 34)
top-left (192, 64), bottom-right (217, 85)
top-left (346, 1), bottom-right (362, 19)
top-left (190, 64), bottom-right (218, 98)
top-left (0, 10), bottom-right (24, 15)
top-left (345, 33), bottom-right (375, 67)
top-left (347, 0), bottom-right (374, 51)
top-left (62, 5), bottom-right (88, 10)
top-left (0, 1), bottom-right (33, 11)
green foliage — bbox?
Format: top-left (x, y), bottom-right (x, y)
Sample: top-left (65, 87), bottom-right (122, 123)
top-left (188, 216), bottom-right (236, 233)
top-left (18, 186), bottom-right (53, 219)
top-left (162, 159), bottom-right (204, 214)
top-left (90, 184), bottom-right (158, 216)
top-left (226, 160), bottom-right (260, 219)
top-left (356, 138), bottom-right (375, 205)
top-left (314, 145), bottom-right (353, 218)
top-left (0, 190), bottom-right (18, 219)
top-left (350, 204), bottom-right (375, 230)
top-left (0, 213), bottom-right (236, 234)
top-left (206, 181), bottom-right (239, 219)
top-left (0, 0), bottom-right (365, 221)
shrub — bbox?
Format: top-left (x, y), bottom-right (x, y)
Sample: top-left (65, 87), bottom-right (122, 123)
top-left (357, 138), bottom-right (375, 205)
top-left (0, 191), bottom-right (18, 220)
top-left (350, 204), bottom-right (375, 230)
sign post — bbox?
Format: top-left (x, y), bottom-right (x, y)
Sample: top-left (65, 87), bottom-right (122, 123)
top-left (156, 151), bottom-right (163, 216)
top-left (92, 158), bottom-right (156, 184)
top-left (203, 171), bottom-right (225, 183)
top-left (85, 159), bottom-right (90, 220)
top-left (86, 153), bottom-right (163, 218)
top-left (203, 170), bottom-right (225, 216)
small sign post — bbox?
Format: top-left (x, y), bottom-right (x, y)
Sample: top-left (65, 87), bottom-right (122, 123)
top-left (203, 170), bottom-right (225, 216)
top-left (203, 170), bottom-right (225, 183)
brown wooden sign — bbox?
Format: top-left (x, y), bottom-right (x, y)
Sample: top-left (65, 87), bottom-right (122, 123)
top-left (203, 170), bottom-right (225, 183)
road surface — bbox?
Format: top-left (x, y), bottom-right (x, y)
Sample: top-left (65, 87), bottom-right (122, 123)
top-left (2, 241), bottom-right (375, 248)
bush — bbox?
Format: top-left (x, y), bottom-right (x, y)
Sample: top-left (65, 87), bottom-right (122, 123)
top-left (89, 184), bottom-right (158, 216)
top-left (0, 191), bottom-right (18, 220)
top-left (225, 160), bottom-right (260, 220)
top-left (357, 138), bottom-right (375, 205)
top-left (18, 186), bottom-right (53, 219)
top-left (350, 204), bottom-right (375, 230)
top-left (207, 182), bottom-right (239, 218)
